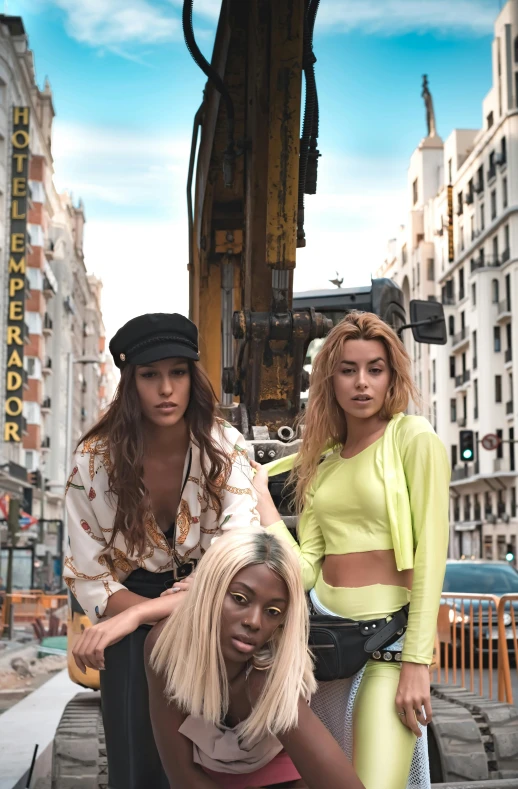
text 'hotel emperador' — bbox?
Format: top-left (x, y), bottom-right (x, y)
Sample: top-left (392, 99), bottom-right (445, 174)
top-left (5, 106), bottom-right (30, 443)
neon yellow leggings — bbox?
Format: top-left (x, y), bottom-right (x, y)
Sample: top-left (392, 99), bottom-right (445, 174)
top-left (353, 661), bottom-right (416, 789)
top-left (314, 575), bottom-right (417, 789)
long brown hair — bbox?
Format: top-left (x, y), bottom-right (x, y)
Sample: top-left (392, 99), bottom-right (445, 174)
top-left (290, 311), bottom-right (419, 513)
top-left (80, 360), bottom-right (230, 554)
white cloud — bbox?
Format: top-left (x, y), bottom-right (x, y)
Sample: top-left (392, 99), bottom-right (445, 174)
top-left (315, 0), bottom-right (496, 36)
top-left (48, 0), bottom-right (180, 48)
top-left (52, 120), bottom-right (190, 209)
top-left (84, 219), bottom-right (189, 343)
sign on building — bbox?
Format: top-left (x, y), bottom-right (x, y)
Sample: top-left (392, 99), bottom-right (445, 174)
top-left (5, 107), bottom-right (30, 442)
top-left (447, 184), bottom-right (454, 263)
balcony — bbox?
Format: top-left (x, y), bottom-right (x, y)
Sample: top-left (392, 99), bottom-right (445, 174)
top-left (474, 179), bottom-right (484, 195)
top-left (455, 370), bottom-right (471, 389)
top-left (501, 248), bottom-right (510, 264)
top-left (505, 347), bottom-right (513, 364)
top-left (41, 436), bottom-right (51, 450)
top-left (41, 396), bottom-right (51, 413)
top-left (497, 298), bottom-right (512, 321)
top-left (494, 457), bottom-right (509, 473)
top-left (458, 289), bottom-right (465, 302)
top-left (23, 322), bottom-right (30, 344)
top-left (43, 314), bottom-right (53, 335)
top-left (487, 165), bottom-right (496, 182)
top-left (21, 368), bottom-right (28, 389)
top-left (43, 276), bottom-right (54, 298)
top-left (21, 416), bottom-right (27, 436)
top-left (465, 191), bottom-right (474, 205)
top-left (451, 465), bottom-right (474, 482)
top-left (506, 400), bottom-right (514, 415)
top-left (42, 357), bottom-right (52, 375)
top-left (442, 294), bottom-right (456, 306)
top-left (452, 326), bottom-right (469, 351)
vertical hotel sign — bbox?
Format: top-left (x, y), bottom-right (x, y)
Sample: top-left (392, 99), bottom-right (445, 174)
top-left (5, 107), bottom-right (30, 442)
top-left (447, 184), bottom-right (454, 263)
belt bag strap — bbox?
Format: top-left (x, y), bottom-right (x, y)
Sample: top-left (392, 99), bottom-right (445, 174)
top-left (363, 605), bottom-right (409, 653)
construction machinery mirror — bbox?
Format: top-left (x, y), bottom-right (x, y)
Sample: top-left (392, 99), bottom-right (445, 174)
top-left (409, 299), bottom-right (447, 345)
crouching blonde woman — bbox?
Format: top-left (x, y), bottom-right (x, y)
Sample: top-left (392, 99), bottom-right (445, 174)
top-left (252, 312), bottom-right (450, 789)
top-left (145, 527), bottom-right (365, 789)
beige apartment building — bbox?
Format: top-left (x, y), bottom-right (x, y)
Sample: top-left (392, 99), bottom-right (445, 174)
top-left (378, 0), bottom-right (518, 564)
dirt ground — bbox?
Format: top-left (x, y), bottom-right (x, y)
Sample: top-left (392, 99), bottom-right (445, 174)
top-left (0, 637), bottom-right (67, 713)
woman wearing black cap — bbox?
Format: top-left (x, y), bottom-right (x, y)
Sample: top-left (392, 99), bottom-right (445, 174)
top-left (63, 313), bottom-right (261, 789)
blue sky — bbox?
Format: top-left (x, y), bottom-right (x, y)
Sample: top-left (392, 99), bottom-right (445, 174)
top-left (10, 0), bottom-right (502, 340)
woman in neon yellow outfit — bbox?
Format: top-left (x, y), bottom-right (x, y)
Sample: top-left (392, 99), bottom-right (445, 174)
top-left (252, 311), bottom-right (450, 789)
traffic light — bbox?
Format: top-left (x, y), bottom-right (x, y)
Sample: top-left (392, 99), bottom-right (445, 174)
top-left (459, 430), bottom-right (475, 462)
top-left (506, 543), bottom-right (515, 563)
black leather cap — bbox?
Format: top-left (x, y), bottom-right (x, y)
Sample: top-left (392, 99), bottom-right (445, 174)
top-left (109, 313), bottom-right (199, 370)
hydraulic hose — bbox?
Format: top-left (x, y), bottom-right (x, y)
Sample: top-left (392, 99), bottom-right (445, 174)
top-left (182, 0), bottom-right (235, 186)
top-left (298, 0), bottom-right (321, 243)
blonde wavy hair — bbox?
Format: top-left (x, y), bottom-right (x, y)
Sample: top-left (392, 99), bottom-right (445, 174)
top-left (151, 528), bottom-right (316, 742)
top-left (291, 311), bottom-right (419, 512)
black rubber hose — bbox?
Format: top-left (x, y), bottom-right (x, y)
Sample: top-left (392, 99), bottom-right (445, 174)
top-left (187, 100), bottom-right (204, 310)
top-left (298, 0), bottom-right (320, 233)
top-left (182, 0), bottom-right (234, 153)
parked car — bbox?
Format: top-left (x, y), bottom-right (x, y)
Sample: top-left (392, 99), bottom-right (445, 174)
top-left (441, 560), bottom-right (518, 661)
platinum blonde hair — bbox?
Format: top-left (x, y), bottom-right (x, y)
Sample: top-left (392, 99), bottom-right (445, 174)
top-left (151, 527), bottom-right (316, 742)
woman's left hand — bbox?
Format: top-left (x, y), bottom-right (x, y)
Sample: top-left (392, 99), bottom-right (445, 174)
top-left (72, 607), bottom-right (141, 673)
top-left (395, 662), bottom-right (432, 737)
top-left (160, 573), bottom-right (196, 596)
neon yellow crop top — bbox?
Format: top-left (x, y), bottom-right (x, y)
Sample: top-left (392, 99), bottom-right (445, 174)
top-left (266, 415), bottom-right (451, 664)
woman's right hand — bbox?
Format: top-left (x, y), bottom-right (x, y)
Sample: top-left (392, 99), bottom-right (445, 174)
top-left (249, 460), bottom-right (281, 526)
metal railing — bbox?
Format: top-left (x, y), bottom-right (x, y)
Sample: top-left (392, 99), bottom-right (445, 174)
top-left (501, 247), bottom-right (510, 263)
top-left (452, 326), bottom-right (468, 346)
top-left (505, 347), bottom-right (513, 363)
top-left (455, 370), bottom-right (470, 387)
top-left (432, 593), bottom-right (501, 700)
top-left (506, 400), bottom-right (514, 415)
top-left (498, 298), bottom-right (511, 315)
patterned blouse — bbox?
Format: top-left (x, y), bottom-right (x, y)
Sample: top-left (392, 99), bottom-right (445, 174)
top-left (64, 420), bottom-right (260, 621)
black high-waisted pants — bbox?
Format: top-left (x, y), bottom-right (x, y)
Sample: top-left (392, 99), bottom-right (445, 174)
top-left (99, 568), bottom-right (174, 789)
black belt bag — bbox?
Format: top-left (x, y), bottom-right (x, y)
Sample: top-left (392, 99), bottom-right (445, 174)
top-left (308, 604), bottom-right (409, 681)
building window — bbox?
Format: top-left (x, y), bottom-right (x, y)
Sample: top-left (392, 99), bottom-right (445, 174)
top-left (448, 316), bottom-right (455, 337)
top-left (450, 398), bottom-right (457, 423)
top-left (497, 429), bottom-right (504, 459)
top-left (471, 283), bottom-right (476, 306)
top-left (514, 35), bottom-right (518, 63)
top-left (493, 234), bottom-right (499, 262)
top-left (448, 158), bottom-right (452, 183)
top-left (451, 444), bottom-right (458, 469)
top-left (503, 177), bottom-right (508, 209)
top-left (413, 178), bottom-right (418, 206)
top-left (510, 428), bottom-right (515, 473)
top-left (472, 331), bottom-right (477, 368)
top-left (427, 258), bottom-right (434, 281)
top-left (487, 111), bottom-right (494, 129)
top-left (500, 135), bottom-right (507, 165)
top-left (480, 203), bottom-right (485, 231)
top-left (494, 326), bottom-right (501, 352)
top-left (490, 189), bottom-right (497, 220)
top-left (23, 402), bottom-right (41, 425)
top-left (485, 491), bottom-right (492, 517)
top-left (474, 378), bottom-right (479, 419)
top-left (492, 278), bottom-right (499, 303)
top-left (417, 262), bottom-right (420, 287)
top-left (459, 268), bottom-right (465, 301)
top-left (401, 244), bottom-right (407, 265)
top-left (504, 224), bottom-right (510, 257)
top-left (457, 191), bottom-right (464, 215)
top-left (449, 356), bottom-right (456, 378)
top-left (495, 375), bottom-right (502, 403)
top-left (512, 486), bottom-right (517, 517)
top-left (432, 360), bottom-right (436, 394)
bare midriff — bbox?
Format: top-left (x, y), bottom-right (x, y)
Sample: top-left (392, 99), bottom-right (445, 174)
top-left (322, 549), bottom-right (413, 590)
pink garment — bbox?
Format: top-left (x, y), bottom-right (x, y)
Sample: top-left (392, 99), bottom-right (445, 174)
top-left (202, 750), bottom-right (301, 788)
